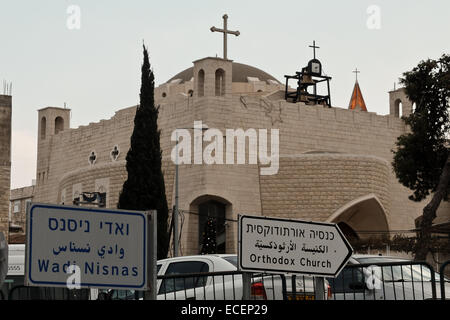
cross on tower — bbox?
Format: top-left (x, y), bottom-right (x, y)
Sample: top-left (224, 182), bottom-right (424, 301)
top-left (353, 67), bottom-right (361, 82)
top-left (210, 14), bottom-right (240, 60)
top-left (309, 40), bottom-right (320, 59)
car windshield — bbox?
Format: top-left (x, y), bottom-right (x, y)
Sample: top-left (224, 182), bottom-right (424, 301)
top-left (222, 255), bottom-right (238, 268)
top-left (355, 257), bottom-right (438, 282)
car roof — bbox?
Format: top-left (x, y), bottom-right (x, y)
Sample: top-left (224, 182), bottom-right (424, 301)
top-left (352, 254), bottom-right (410, 261)
top-left (157, 254), bottom-right (236, 263)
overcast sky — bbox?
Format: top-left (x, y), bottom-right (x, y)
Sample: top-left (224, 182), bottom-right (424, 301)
top-left (1, 0), bottom-right (449, 189)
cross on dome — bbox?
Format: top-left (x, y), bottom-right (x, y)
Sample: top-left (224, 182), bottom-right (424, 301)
top-left (210, 14), bottom-right (240, 60)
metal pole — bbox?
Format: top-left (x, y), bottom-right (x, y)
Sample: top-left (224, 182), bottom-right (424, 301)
top-left (174, 132), bottom-right (179, 257)
top-left (145, 210), bottom-right (157, 300)
top-left (242, 272), bottom-right (252, 299)
top-left (314, 277), bottom-right (325, 300)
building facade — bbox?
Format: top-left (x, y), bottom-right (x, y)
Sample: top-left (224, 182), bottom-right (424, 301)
top-left (0, 94), bottom-right (12, 241)
top-left (23, 57), bottom-right (449, 255)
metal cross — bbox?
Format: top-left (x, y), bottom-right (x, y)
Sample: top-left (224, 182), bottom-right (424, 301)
top-left (210, 14), bottom-right (240, 60)
top-left (309, 40), bottom-right (320, 59)
top-left (353, 67), bottom-right (360, 82)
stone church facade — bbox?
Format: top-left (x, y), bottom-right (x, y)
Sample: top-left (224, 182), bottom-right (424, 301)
top-left (6, 56), bottom-right (449, 254)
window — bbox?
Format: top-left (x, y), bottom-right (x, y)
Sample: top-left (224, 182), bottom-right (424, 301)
top-left (13, 201), bottom-right (20, 214)
top-left (40, 117), bottom-right (46, 140)
top-left (327, 268), bottom-right (365, 293)
top-left (222, 256), bottom-right (238, 268)
top-left (55, 117), bottom-right (64, 134)
top-left (215, 68), bottom-right (225, 96)
top-left (198, 69), bottom-right (205, 97)
top-left (158, 261), bottom-right (209, 295)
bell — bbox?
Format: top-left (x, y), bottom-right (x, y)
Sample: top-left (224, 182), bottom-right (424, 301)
top-left (301, 74), bottom-right (314, 84)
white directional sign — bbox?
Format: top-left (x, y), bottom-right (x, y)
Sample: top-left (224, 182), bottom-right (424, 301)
top-left (25, 203), bottom-right (150, 290)
top-left (238, 215), bottom-right (353, 277)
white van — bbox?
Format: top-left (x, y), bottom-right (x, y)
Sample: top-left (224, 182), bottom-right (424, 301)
top-left (1, 244), bottom-right (98, 300)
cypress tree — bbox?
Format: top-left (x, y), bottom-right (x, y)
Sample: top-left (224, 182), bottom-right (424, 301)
top-left (118, 45), bottom-right (169, 260)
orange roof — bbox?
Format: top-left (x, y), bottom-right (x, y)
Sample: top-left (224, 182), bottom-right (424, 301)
top-left (348, 81), bottom-right (367, 111)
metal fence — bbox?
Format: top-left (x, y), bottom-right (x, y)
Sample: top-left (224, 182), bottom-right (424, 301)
top-left (2, 260), bottom-right (450, 300)
top-left (156, 271), bottom-right (287, 300)
top-left (326, 261), bottom-right (441, 300)
top-left (440, 260), bottom-right (450, 300)
top-left (6, 285), bottom-right (91, 300)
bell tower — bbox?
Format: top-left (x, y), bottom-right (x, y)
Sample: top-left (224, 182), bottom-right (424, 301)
top-left (389, 87), bottom-right (414, 118)
top-left (36, 107), bottom-right (71, 190)
top-left (193, 57), bottom-right (233, 98)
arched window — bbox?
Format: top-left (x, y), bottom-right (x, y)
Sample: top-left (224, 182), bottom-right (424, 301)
top-left (395, 99), bottom-right (403, 118)
top-left (40, 117), bottom-right (46, 140)
top-left (198, 200), bottom-right (226, 254)
top-left (215, 68), bottom-right (225, 96)
top-left (55, 116), bottom-right (64, 134)
top-left (198, 69), bottom-right (205, 97)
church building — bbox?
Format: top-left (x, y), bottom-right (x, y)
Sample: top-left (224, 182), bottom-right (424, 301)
top-left (5, 16), bottom-right (449, 256)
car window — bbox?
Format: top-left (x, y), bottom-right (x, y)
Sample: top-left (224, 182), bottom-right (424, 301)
top-left (328, 268), bottom-right (365, 293)
top-left (158, 261), bottom-right (209, 295)
top-left (222, 256), bottom-right (237, 268)
top-left (355, 258), bottom-right (434, 282)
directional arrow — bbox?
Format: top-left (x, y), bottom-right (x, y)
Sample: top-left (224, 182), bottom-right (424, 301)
top-left (238, 215), bottom-right (353, 277)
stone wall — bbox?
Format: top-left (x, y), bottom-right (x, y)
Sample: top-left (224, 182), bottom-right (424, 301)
top-left (0, 95), bottom-right (12, 240)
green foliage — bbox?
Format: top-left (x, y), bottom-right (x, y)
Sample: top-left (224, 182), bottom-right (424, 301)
top-left (118, 45), bottom-right (169, 260)
top-left (351, 235), bottom-right (450, 255)
top-left (392, 54), bottom-right (450, 201)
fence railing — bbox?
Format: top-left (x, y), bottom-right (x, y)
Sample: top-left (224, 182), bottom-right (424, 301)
top-left (7, 285), bottom-right (91, 300)
top-left (440, 260), bottom-right (450, 300)
top-left (326, 261), bottom-right (440, 300)
top-left (3, 259), bottom-right (450, 300)
top-left (156, 270), bottom-right (287, 300)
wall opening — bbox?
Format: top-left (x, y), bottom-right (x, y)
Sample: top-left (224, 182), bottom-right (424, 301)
top-left (327, 194), bottom-right (389, 241)
top-left (40, 117), bottom-right (46, 140)
top-left (198, 69), bottom-right (205, 97)
top-left (55, 116), bottom-right (64, 134)
top-left (215, 69), bottom-right (225, 96)
top-left (198, 200), bottom-right (226, 254)
top-left (395, 99), bottom-right (403, 118)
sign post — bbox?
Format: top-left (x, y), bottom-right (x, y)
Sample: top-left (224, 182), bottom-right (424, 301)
top-left (25, 203), bottom-right (151, 291)
top-left (145, 210), bottom-right (157, 300)
top-left (238, 215), bottom-right (353, 277)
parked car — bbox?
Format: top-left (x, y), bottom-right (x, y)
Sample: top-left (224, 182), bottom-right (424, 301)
top-left (157, 254), bottom-right (330, 300)
top-left (327, 254), bottom-right (450, 300)
top-left (106, 254), bottom-right (330, 300)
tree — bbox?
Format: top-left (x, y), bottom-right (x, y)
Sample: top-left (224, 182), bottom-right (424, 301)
top-left (118, 45), bottom-right (169, 260)
top-left (200, 218), bottom-right (217, 255)
top-left (392, 54), bottom-right (450, 261)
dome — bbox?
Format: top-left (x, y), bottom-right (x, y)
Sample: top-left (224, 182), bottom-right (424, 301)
top-left (166, 62), bottom-right (281, 84)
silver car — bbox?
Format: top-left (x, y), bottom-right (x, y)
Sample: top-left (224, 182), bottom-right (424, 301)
top-left (327, 254), bottom-right (450, 300)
